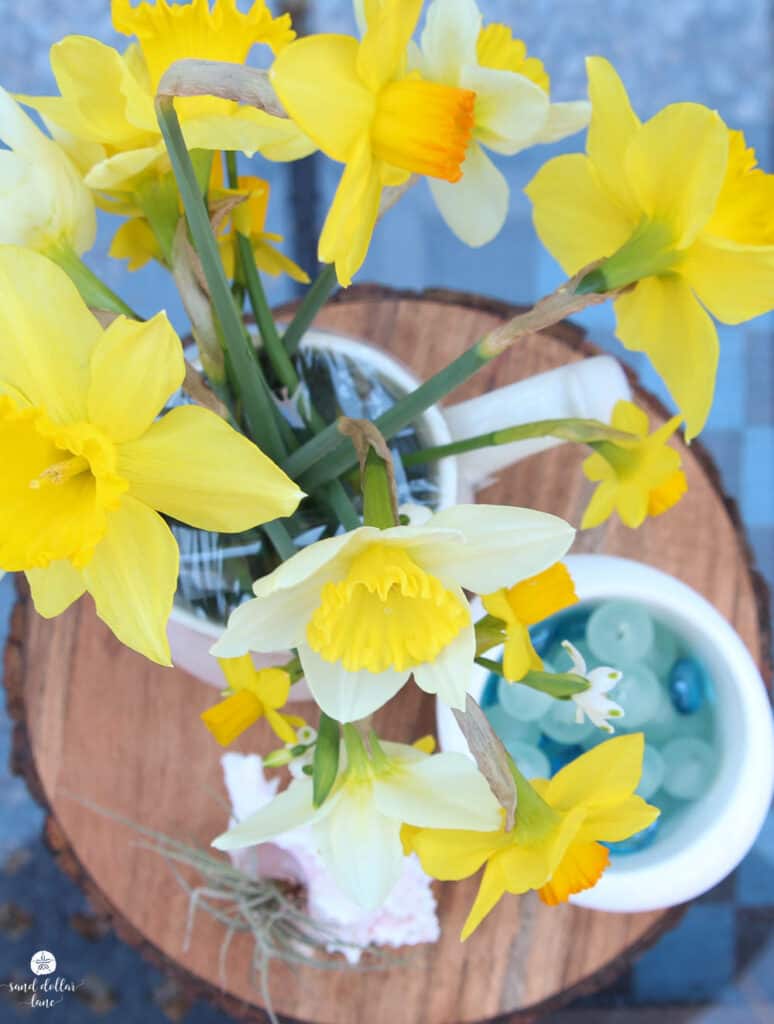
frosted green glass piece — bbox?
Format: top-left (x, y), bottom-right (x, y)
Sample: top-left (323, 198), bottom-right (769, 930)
top-left (540, 699), bottom-right (595, 744)
top-left (485, 705), bottom-right (542, 746)
top-left (647, 620), bottom-right (680, 677)
top-left (610, 664), bottom-right (663, 728)
top-left (504, 740), bottom-right (551, 780)
top-left (637, 744), bottom-right (666, 800)
top-left (587, 600), bottom-right (655, 666)
top-left (661, 737), bottom-right (715, 800)
top-left (644, 695), bottom-right (681, 744)
top-left (498, 676), bottom-right (553, 721)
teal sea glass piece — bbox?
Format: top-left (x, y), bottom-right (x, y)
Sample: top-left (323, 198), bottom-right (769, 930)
top-left (610, 664), bottom-right (663, 728)
top-left (647, 620), bottom-right (679, 677)
top-left (587, 600), bottom-right (655, 666)
top-left (661, 737), bottom-right (715, 800)
top-left (485, 705), bottom-right (542, 746)
top-left (498, 676), bottom-right (553, 721)
top-left (504, 740), bottom-right (550, 780)
top-left (540, 698), bottom-right (594, 744)
top-left (636, 744), bottom-right (666, 800)
top-left (539, 736), bottom-right (584, 775)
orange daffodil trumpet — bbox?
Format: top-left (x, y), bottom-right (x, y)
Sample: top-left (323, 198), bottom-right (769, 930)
top-left (411, 0), bottom-right (590, 247)
top-left (582, 400), bottom-right (687, 530)
top-left (526, 57), bottom-right (774, 439)
top-left (0, 87), bottom-right (96, 257)
top-left (0, 248), bottom-right (303, 665)
top-left (270, 0), bottom-right (479, 286)
top-left (212, 506), bottom-right (575, 722)
top-left (213, 727), bottom-right (502, 911)
top-left (404, 734), bottom-right (659, 938)
top-left (19, 0), bottom-right (313, 197)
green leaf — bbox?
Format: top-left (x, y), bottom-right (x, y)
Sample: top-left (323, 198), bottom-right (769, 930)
top-left (312, 712), bottom-right (340, 808)
top-left (520, 670), bottom-right (590, 699)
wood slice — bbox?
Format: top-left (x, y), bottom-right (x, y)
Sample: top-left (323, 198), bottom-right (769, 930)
top-left (5, 288), bottom-right (771, 1024)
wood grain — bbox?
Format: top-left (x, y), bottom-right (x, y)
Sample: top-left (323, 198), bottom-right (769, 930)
top-left (6, 289), bottom-right (770, 1024)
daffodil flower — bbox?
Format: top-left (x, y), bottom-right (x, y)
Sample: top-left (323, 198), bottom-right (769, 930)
top-left (212, 504), bottom-right (575, 722)
top-left (201, 656), bottom-right (305, 746)
top-left (560, 641), bottom-right (623, 733)
top-left (20, 0), bottom-right (313, 196)
top-left (411, 0), bottom-right (589, 247)
top-left (0, 247), bottom-right (303, 665)
top-left (482, 562), bottom-right (578, 681)
top-left (582, 400), bottom-right (687, 530)
top-left (526, 57), bottom-right (774, 439)
top-left (270, 0), bottom-right (480, 285)
top-left (213, 727), bottom-right (502, 911)
top-left (0, 87), bottom-right (96, 256)
top-left (403, 733), bottom-right (658, 938)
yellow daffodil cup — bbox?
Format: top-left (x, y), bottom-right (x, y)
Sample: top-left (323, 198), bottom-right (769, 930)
top-left (437, 555), bottom-right (774, 912)
top-left (168, 332), bottom-right (631, 687)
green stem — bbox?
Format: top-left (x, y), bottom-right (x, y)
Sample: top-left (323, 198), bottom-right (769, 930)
top-left (262, 519), bottom-right (296, 561)
top-left (284, 342), bottom-right (489, 485)
top-left (362, 449), bottom-right (398, 529)
top-left (49, 245), bottom-right (140, 319)
top-left (281, 263), bottom-right (338, 356)
top-left (156, 97), bottom-right (286, 463)
top-left (224, 152), bottom-right (246, 309)
top-left (403, 417), bottom-right (637, 468)
top-left (476, 658), bottom-right (589, 699)
top-left (135, 174), bottom-right (181, 266)
top-left (322, 481), bottom-right (361, 531)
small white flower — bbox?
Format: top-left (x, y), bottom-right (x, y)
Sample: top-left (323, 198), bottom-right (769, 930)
top-left (561, 640), bottom-right (624, 734)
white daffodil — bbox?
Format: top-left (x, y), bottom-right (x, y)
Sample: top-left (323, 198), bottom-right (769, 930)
top-left (213, 731), bottom-right (502, 911)
top-left (0, 87), bottom-right (96, 255)
top-left (562, 640), bottom-right (624, 734)
top-left (212, 504), bottom-right (575, 722)
top-left (411, 0), bottom-right (590, 247)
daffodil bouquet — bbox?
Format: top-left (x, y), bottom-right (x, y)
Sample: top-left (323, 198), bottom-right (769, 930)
top-left (3, 0), bottom-right (773, 945)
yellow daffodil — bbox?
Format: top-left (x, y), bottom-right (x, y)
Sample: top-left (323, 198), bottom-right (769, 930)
top-left (214, 726), bottom-right (501, 910)
top-left (526, 57), bottom-right (774, 438)
top-left (404, 733), bottom-right (658, 938)
top-left (582, 400), bottom-right (687, 529)
top-left (270, 0), bottom-right (479, 285)
top-left (482, 562), bottom-right (578, 681)
top-left (0, 86), bottom-right (95, 256)
top-left (110, 159), bottom-right (309, 283)
top-left (411, 0), bottom-right (589, 246)
top-left (201, 656), bottom-right (305, 746)
top-left (212, 504), bottom-right (575, 722)
top-left (19, 0), bottom-right (313, 197)
top-left (0, 247), bottom-right (303, 665)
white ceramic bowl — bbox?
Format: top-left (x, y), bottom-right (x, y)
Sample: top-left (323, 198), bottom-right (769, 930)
top-left (436, 554), bottom-right (774, 913)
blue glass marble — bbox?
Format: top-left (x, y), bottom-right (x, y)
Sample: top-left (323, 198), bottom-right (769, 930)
top-left (539, 736), bottom-right (584, 776)
top-left (668, 657), bottom-right (706, 715)
top-left (605, 818), bottom-right (661, 856)
top-left (528, 620), bottom-right (556, 657)
top-left (480, 672), bottom-right (500, 709)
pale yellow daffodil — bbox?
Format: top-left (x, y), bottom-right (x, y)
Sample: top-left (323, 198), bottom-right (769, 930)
top-left (0, 86), bottom-right (95, 256)
top-left (213, 727), bottom-right (501, 910)
top-left (270, 0), bottom-right (479, 285)
top-left (0, 247), bottom-right (303, 665)
top-left (19, 0), bottom-right (313, 197)
top-left (201, 656), bottom-right (305, 746)
top-left (582, 400), bottom-right (687, 530)
top-left (526, 57), bottom-right (774, 439)
top-left (411, 0), bottom-right (589, 246)
top-left (482, 562), bottom-right (578, 681)
top-left (404, 733), bottom-right (658, 938)
top-left (212, 505), bottom-right (575, 722)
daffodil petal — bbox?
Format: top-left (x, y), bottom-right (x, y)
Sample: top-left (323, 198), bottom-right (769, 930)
top-left (525, 152), bottom-right (637, 275)
top-left (298, 643), bottom-right (408, 723)
top-left (210, 590), bottom-right (310, 656)
top-left (462, 64), bottom-right (549, 156)
top-left (84, 146), bottom-right (167, 191)
top-left (118, 405), bottom-right (303, 531)
top-left (270, 35), bottom-right (373, 162)
top-left (406, 826), bottom-right (505, 880)
top-left (545, 733), bottom-right (645, 810)
top-left (420, 0), bottom-right (480, 84)
top-left (316, 790), bottom-right (404, 910)
top-left (429, 143), bottom-right (509, 247)
top-left (252, 528), bottom-right (372, 600)
top-left (182, 110), bottom-right (315, 163)
top-left (615, 482), bottom-right (649, 528)
top-left (212, 776), bottom-right (327, 849)
top-left (82, 496), bottom-right (178, 666)
top-left (374, 751), bottom-right (502, 831)
top-left (0, 247), bottom-right (101, 423)
top-left (585, 56), bottom-right (641, 212)
top-left (412, 619), bottom-right (476, 709)
top-left (25, 561), bottom-right (85, 617)
top-left (535, 100), bottom-right (591, 144)
top-left (87, 313), bottom-right (184, 443)
top-left (460, 858), bottom-right (507, 939)
top-left (318, 135), bottom-right (382, 286)
top-left (538, 839), bottom-right (610, 905)
top-left (417, 505), bottom-right (575, 595)
top-left (357, 0), bottom-right (424, 92)
top-left (625, 104), bottom-right (729, 248)
top-left (614, 275), bottom-right (719, 439)
top-left (578, 794), bottom-right (659, 843)
top-left (682, 237), bottom-right (774, 324)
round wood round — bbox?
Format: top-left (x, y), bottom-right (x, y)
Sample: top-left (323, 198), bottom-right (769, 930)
top-left (5, 289), bottom-right (770, 1024)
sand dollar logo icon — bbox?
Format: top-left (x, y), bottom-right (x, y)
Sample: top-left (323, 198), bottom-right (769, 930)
top-left (30, 951), bottom-right (56, 976)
